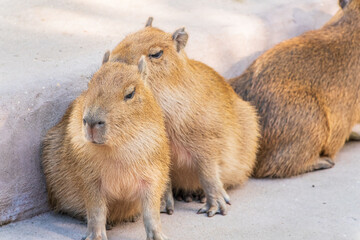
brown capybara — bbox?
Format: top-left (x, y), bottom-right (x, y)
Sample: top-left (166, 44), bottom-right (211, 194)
top-left (42, 58), bottom-right (172, 240)
top-left (229, 0), bottom-right (360, 178)
top-left (103, 18), bottom-right (259, 217)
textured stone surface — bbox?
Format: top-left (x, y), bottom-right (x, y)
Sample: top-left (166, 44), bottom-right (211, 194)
top-left (0, 142), bottom-right (359, 239)
top-left (0, 0), bottom-right (357, 232)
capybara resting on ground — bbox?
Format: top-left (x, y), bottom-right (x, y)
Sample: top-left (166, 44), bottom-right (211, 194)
top-left (103, 18), bottom-right (259, 217)
top-left (42, 59), bottom-right (171, 240)
top-left (229, 0), bottom-right (360, 178)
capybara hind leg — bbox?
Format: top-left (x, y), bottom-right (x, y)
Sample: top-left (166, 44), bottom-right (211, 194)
top-left (308, 157), bottom-right (335, 172)
top-left (174, 189), bottom-right (205, 203)
top-left (287, 157), bottom-right (335, 176)
top-left (349, 131), bottom-right (360, 141)
top-left (174, 189), bottom-right (193, 202)
top-left (254, 145), bottom-right (327, 178)
top-left (193, 189), bottom-right (206, 203)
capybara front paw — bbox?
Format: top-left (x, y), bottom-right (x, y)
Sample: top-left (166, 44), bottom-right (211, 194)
top-left (82, 232), bottom-right (107, 240)
top-left (146, 230), bottom-right (169, 240)
top-left (197, 192), bottom-right (231, 217)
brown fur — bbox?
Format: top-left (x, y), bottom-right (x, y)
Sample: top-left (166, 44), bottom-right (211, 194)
top-left (105, 21), bottom-right (259, 216)
top-left (42, 62), bottom-right (171, 240)
top-left (229, 0), bottom-right (360, 178)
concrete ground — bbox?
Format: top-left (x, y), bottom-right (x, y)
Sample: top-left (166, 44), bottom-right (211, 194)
top-left (1, 140), bottom-right (359, 240)
top-left (1, 0), bottom-right (359, 239)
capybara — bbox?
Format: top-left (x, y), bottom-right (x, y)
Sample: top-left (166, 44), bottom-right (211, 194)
top-left (229, 0), bottom-right (360, 178)
top-left (103, 18), bottom-right (259, 217)
top-left (42, 58), bottom-right (171, 240)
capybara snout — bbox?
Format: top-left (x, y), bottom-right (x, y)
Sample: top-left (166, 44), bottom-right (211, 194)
top-left (82, 108), bottom-right (106, 144)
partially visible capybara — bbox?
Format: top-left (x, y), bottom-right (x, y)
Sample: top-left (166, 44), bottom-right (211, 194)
top-left (229, 0), bottom-right (360, 178)
top-left (103, 18), bottom-right (259, 217)
top-left (42, 58), bottom-right (172, 240)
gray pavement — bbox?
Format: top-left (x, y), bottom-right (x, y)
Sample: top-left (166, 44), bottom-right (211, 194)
top-left (0, 0), bottom-right (359, 239)
top-left (0, 141), bottom-right (359, 240)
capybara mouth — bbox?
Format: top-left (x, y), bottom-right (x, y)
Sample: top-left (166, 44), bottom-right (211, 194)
top-left (91, 140), bottom-right (105, 145)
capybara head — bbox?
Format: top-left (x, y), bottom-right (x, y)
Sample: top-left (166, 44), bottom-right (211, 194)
top-left (103, 17), bottom-right (189, 84)
top-left (82, 57), bottom-right (150, 145)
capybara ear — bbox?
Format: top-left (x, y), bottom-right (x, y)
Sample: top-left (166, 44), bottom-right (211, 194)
top-left (339, 0), bottom-right (350, 8)
top-left (145, 17), bottom-right (153, 27)
top-left (138, 55), bottom-right (147, 81)
top-left (102, 51), bottom-right (110, 65)
top-left (172, 27), bottom-right (188, 52)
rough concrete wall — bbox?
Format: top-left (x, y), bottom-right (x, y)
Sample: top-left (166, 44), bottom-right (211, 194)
top-left (0, 0), bottom-right (340, 224)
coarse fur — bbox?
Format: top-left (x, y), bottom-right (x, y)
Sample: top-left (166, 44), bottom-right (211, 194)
top-left (104, 20), bottom-right (259, 217)
top-left (229, 0), bottom-right (360, 178)
top-left (42, 61), bottom-right (171, 240)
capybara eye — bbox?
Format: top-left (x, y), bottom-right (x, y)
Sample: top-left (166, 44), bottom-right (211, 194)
top-left (97, 121), bottom-right (105, 126)
top-left (149, 50), bottom-right (163, 59)
top-left (83, 118), bottom-right (86, 126)
top-left (124, 89), bottom-right (135, 101)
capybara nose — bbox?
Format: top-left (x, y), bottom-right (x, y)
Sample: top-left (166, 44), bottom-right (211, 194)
top-left (83, 117), bottom-right (105, 129)
top-left (83, 116), bottom-right (106, 144)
